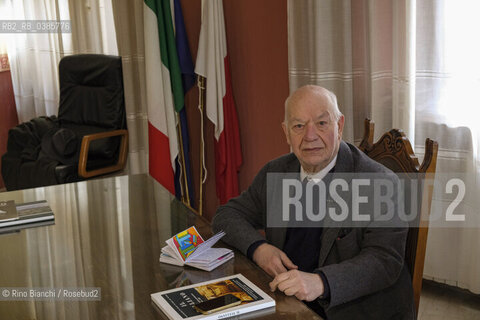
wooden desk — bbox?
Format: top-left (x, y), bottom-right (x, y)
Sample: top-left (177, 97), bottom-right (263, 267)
top-left (0, 174), bottom-right (322, 319)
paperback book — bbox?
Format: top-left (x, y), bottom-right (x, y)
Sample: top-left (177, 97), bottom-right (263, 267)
top-left (151, 273), bottom-right (275, 320)
top-left (0, 200), bottom-right (54, 233)
top-left (0, 200), bottom-right (17, 223)
top-left (160, 226), bottom-right (233, 271)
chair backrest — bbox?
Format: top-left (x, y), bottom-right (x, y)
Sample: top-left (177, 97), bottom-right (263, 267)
top-left (358, 119), bottom-right (438, 316)
top-left (58, 54), bottom-right (125, 130)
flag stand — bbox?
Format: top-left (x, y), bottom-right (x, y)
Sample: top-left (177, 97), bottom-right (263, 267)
top-left (176, 113), bottom-right (191, 207)
top-left (197, 76), bottom-right (206, 216)
top-left (176, 114), bottom-right (200, 216)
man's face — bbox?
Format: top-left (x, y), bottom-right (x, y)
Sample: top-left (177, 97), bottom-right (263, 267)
top-left (282, 89), bottom-right (344, 173)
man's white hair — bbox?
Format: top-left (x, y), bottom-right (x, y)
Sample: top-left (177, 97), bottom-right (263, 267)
top-left (284, 85), bottom-right (343, 124)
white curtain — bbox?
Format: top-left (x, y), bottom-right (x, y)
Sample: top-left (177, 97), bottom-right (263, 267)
top-left (288, 0), bottom-right (480, 293)
top-left (20, 177), bottom-right (134, 320)
top-left (414, 0), bottom-right (480, 294)
top-left (67, 0), bottom-right (118, 54)
top-left (287, 0), bottom-right (415, 144)
top-left (0, 0), bottom-right (72, 123)
top-left (0, 0), bottom-right (117, 123)
top-left (0, 0), bottom-right (147, 175)
top-left (110, 0), bottom-right (149, 175)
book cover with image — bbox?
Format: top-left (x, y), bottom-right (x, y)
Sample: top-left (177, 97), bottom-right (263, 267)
top-left (151, 274), bottom-right (275, 320)
top-left (173, 226), bottom-right (205, 260)
top-left (160, 226), bottom-right (233, 271)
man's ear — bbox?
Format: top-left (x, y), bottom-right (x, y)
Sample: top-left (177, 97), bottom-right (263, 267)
top-left (282, 122), bottom-right (291, 145)
top-left (337, 115), bottom-right (345, 139)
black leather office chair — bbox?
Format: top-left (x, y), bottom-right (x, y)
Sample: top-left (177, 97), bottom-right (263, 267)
top-left (1, 54), bottom-right (128, 191)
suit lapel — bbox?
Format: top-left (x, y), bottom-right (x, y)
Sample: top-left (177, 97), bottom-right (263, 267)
top-left (318, 228), bottom-right (341, 266)
top-left (318, 141), bottom-right (354, 267)
top-left (267, 154), bottom-right (300, 249)
top-left (334, 141), bottom-right (354, 173)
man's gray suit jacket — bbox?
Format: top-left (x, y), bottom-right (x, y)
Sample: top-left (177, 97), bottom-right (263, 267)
top-left (213, 141), bottom-right (415, 319)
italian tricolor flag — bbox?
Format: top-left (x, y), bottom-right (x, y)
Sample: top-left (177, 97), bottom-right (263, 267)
top-left (144, 0), bottom-right (184, 194)
top-left (196, 0), bottom-right (243, 204)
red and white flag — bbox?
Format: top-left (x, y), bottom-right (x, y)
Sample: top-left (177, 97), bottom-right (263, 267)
top-left (195, 0), bottom-right (242, 204)
top-left (144, 0), bottom-right (180, 194)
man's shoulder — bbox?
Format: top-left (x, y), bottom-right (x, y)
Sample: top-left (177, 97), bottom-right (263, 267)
top-left (261, 153), bottom-right (300, 173)
top-left (340, 141), bottom-right (393, 174)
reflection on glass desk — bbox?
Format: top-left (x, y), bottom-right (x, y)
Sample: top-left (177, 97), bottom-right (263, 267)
top-left (0, 174), bottom-right (322, 320)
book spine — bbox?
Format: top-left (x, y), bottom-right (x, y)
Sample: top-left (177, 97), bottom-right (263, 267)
top-left (204, 301), bottom-right (275, 320)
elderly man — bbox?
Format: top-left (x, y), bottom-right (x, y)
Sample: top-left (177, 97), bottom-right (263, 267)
top-left (212, 85), bottom-right (414, 319)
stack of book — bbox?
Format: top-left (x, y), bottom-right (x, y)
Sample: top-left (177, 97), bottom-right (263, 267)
top-left (0, 200), bottom-right (54, 233)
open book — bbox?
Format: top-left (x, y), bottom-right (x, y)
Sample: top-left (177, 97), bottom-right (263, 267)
top-left (160, 226), bottom-right (234, 271)
top-left (151, 273), bottom-right (275, 320)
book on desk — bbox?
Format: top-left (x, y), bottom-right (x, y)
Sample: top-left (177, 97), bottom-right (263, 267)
top-left (151, 273), bottom-right (275, 320)
top-left (0, 200), bottom-right (54, 233)
top-left (160, 226), bottom-right (234, 272)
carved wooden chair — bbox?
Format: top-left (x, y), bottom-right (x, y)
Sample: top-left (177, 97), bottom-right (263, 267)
top-left (359, 119), bottom-right (438, 316)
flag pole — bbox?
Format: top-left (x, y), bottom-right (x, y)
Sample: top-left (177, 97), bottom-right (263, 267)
top-left (176, 115), bottom-right (199, 215)
top-left (176, 113), bottom-right (191, 207)
top-left (198, 75), bottom-right (206, 216)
